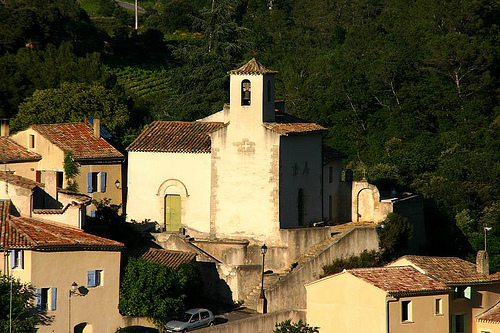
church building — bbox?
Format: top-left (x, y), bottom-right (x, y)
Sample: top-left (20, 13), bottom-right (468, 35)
top-left (126, 59), bottom-right (329, 244)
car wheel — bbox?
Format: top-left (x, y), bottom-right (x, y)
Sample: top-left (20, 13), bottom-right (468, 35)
top-left (209, 321), bottom-right (214, 326)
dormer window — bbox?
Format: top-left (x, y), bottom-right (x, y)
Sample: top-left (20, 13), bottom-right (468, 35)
top-left (242, 79), bottom-right (251, 105)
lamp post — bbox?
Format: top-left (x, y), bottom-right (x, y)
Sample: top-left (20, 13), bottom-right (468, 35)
top-left (68, 282), bottom-right (78, 333)
top-left (259, 244), bottom-right (268, 313)
top-left (484, 226), bottom-right (492, 252)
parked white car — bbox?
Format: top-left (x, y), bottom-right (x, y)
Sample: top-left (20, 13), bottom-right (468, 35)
top-left (165, 308), bottom-right (215, 332)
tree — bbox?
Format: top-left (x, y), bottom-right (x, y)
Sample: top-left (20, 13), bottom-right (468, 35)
top-left (11, 82), bottom-right (129, 136)
top-left (156, 0), bottom-right (246, 121)
top-left (0, 43), bottom-right (117, 118)
top-left (274, 320), bottom-right (319, 333)
top-left (322, 250), bottom-right (386, 277)
top-left (0, 274), bottom-right (46, 332)
top-left (119, 258), bottom-right (202, 328)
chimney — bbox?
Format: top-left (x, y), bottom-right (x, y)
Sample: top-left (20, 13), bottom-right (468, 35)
top-left (93, 118), bottom-right (101, 138)
top-left (477, 250), bottom-right (489, 275)
top-left (0, 118), bottom-right (10, 137)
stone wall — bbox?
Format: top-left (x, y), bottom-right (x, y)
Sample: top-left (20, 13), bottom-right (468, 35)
top-left (196, 309), bottom-right (306, 333)
top-left (266, 227), bottom-right (379, 311)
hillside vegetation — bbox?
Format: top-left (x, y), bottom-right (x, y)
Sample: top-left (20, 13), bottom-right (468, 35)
top-left (1, 0), bottom-right (499, 268)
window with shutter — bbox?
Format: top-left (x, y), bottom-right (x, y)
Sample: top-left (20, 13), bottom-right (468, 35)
top-left (10, 250), bottom-right (24, 269)
top-left (50, 287), bottom-right (57, 311)
top-left (36, 288), bottom-right (49, 312)
top-left (87, 270), bottom-right (96, 287)
top-left (100, 172), bottom-right (107, 192)
top-left (87, 270), bottom-right (103, 287)
top-left (87, 173), bottom-right (93, 193)
top-left (36, 289), bottom-right (42, 311)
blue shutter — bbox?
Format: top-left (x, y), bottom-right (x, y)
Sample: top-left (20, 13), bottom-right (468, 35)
top-left (90, 210), bottom-right (96, 218)
top-left (36, 289), bottom-right (42, 311)
top-left (87, 270), bottom-right (96, 287)
top-left (87, 173), bottom-right (93, 193)
top-left (19, 250), bottom-right (24, 269)
top-left (100, 172), bottom-right (107, 193)
top-left (463, 315), bottom-right (467, 332)
top-left (10, 250), bottom-right (15, 269)
top-left (50, 287), bottom-right (57, 311)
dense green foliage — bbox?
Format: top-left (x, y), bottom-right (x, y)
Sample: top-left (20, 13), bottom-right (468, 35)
top-left (119, 258), bottom-right (203, 327)
top-left (63, 152), bottom-right (79, 191)
top-left (12, 82), bottom-right (129, 134)
top-left (1, 0), bottom-right (500, 268)
top-left (274, 320), bottom-right (319, 333)
top-left (378, 213), bottom-right (413, 256)
top-left (322, 250), bottom-right (386, 277)
top-left (0, 274), bottom-right (45, 332)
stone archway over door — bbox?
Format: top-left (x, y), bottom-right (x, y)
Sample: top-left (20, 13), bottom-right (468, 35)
top-left (165, 194), bottom-right (181, 232)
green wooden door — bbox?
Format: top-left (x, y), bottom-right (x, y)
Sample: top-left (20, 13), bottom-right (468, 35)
top-left (165, 194), bottom-right (181, 232)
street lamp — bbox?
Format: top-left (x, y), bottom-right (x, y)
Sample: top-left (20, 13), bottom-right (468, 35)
top-left (68, 282), bottom-right (81, 333)
top-left (484, 226), bottom-right (492, 252)
top-left (259, 244), bottom-right (268, 313)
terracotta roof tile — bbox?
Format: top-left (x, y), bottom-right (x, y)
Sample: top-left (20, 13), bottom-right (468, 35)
top-left (0, 200), bottom-right (123, 250)
top-left (127, 121), bottom-right (225, 153)
top-left (0, 137), bottom-right (41, 162)
top-left (32, 123), bottom-right (124, 161)
top-left (348, 266), bottom-right (450, 296)
top-left (228, 58), bottom-right (278, 75)
top-left (394, 255), bottom-right (500, 285)
top-left (139, 248), bottom-right (196, 268)
top-left (263, 112), bottom-right (327, 135)
top-left (264, 122), bottom-right (327, 135)
top-left (477, 301), bottom-right (500, 323)
top-left (0, 171), bottom-right (42, 190)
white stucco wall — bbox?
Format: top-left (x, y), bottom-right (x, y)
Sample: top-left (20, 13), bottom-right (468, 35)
top-left (126, 151), bottom-right (212, 233)
top-left (210, 124), bottom-right (281, 243)
top-left (279, 134), bottom-right (323, 228)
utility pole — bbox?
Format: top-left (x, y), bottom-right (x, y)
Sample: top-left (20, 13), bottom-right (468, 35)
top-left (134, 0), bottom-right (138, 30)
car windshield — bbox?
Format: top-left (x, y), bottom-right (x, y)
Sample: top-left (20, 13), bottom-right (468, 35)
top-left (175, 313), bottom-right (192, 322)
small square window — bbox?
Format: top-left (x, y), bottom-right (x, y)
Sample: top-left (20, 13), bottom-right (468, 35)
top-left (435, 298), bottom-right (443, 315)
top-left (29, 134), bottom-right (35, 148)
top-left (455, 286), bottom-right (471, 299)
top-left (401, 300), bottom-right (412, 322)
top-left (87, 270), bottom-right (103, 287)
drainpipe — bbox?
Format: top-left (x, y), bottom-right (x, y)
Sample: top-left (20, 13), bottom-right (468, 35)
top-left (386, 296), bottom-right (398, 333)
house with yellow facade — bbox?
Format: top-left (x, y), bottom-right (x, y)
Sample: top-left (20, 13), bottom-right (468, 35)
top-left (389, 253), bottom-right (500, 333)
top-left (9, 119), bottom-right (125, 216)
top-left (0, 199), bottom-right (124, 333)
top-left (305, 266), bottom-right (451, 333)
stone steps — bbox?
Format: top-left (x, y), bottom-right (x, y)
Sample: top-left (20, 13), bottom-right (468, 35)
top-left (243, 272), bottom-right (288, 310)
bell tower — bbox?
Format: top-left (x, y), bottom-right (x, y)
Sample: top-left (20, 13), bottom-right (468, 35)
top-left (228, 58), bottom-right (278, 125)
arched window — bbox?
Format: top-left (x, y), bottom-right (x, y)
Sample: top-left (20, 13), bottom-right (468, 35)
top-left (242, 79), bottom-right (251, 105)
top-left (298, 188), bottom-right (304, 226)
